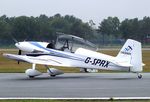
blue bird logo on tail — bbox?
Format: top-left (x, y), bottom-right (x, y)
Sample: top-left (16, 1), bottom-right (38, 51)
top-left (121, 45), bottom-right (133, 55)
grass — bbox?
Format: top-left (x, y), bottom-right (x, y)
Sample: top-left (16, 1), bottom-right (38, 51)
top-left (0, 49), bottom-right (150, 73)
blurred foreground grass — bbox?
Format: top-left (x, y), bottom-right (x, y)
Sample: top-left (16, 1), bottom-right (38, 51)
top-left (0, 49), bottom-right (149, 73)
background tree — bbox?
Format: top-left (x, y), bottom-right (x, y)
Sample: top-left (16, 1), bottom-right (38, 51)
top-left (98, 17), bottom-right (120, 45)
top-left (0, 15), bottom-right (12, 45)
top-left (139, 17), bottom-right (150, 43)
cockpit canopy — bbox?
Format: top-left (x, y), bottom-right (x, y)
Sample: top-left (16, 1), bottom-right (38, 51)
top-left (54, 34), bottom-right (97, 52)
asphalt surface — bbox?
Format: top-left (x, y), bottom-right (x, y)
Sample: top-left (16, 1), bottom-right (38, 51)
top-left (0, 73), bottom-right (150, 98)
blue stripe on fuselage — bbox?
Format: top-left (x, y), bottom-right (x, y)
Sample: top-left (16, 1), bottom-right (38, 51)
top-left (29, 42), bottom-right (84, 61)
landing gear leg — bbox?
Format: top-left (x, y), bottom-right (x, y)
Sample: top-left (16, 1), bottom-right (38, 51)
top-left (45, 65), bottom-right (55, 77)
top-left (32, 63), bottom-right (36, 70)
top-left (28, 64), bottom-right (36, 78)
top-left (137, 73), bottom-right (142, 79)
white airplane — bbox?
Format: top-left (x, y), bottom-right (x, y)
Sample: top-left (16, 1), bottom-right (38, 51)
top-left (3, 39), bottom-right (144, 79)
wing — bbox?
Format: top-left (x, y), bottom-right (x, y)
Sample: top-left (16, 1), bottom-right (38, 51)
top-left (3, 53), bottom-right (72, 67)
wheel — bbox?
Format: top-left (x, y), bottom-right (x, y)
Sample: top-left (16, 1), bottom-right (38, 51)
top-left (51, 75), bottom-right (56, 77)
top-left (29, 76), bottom-right (35, 78)
top-left (138, 74), bottom-right (142, 79)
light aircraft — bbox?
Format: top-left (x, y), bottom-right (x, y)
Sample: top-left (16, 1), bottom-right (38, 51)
top-left (3, 39), bottom-right (144, 79)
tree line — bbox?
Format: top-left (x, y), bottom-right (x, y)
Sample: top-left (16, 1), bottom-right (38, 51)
top-left (98, 17), bottom-right (150, 44)
top-left (0, 14), bottom-right (150, 46)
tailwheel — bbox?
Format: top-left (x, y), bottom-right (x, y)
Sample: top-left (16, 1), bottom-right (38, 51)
top-left (137, 73), bottom-right (142, 79)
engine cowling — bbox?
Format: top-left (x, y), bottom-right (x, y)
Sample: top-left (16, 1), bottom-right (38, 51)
top-left (47, 68), bottom-right (64, 76)
top-left (25, 69), bottom-right (42, 78)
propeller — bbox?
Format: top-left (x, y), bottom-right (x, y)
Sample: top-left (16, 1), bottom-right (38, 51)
top-left (9, 34), bottom-right (21, 64)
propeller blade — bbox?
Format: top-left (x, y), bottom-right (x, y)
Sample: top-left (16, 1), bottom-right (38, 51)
top-left (10, 34), bottom-right (20, 45)
top-left (12, 37), bottom-right (19, 44)
top-left (17, 50), bottom-right (21, 64)
top-left (18, 50), bottom-right (21, 55)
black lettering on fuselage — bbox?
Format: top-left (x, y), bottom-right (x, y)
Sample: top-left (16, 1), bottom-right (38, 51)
top-left (95, 59), bottom-right (101, 65)
top-left (84, 57), bottom-right (110, 68)
top-left (99, 60), bottom-right (106, 67)
top-left (85, 57), bottom-right (91, 63)
top-left (92, 59), bottom-right (97, 65)
top-left (103, 61), bottom-right (110, 68)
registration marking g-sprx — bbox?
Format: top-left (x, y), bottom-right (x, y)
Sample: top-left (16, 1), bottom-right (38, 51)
top-left (84, 57), bottom-right (110, 68)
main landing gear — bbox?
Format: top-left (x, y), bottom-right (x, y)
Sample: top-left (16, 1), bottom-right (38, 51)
top-left (25, 63), bottom-right (42, 78)
top-left (45, 65), bottom-right (64, 77)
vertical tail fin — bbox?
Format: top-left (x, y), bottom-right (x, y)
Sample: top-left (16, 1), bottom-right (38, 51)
top-left (116, 39), bottom-right (143, 72)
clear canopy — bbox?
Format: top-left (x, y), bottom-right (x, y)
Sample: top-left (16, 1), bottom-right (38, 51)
top-left (55, 34), bottom-right (97, 52)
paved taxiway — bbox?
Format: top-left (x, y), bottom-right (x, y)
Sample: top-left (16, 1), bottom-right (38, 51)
top-left (0, 73), bottom-right (150, 98)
